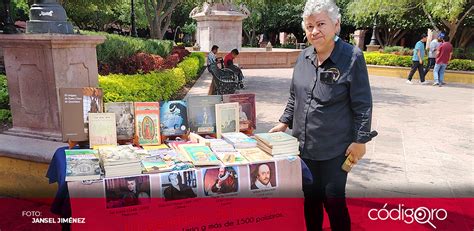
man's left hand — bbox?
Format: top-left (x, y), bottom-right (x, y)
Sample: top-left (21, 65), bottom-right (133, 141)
top-left (345, 143), bottom-right (366, 164)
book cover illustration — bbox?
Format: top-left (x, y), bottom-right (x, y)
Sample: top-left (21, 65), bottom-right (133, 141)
top-left (105, 102), bottom-right (135, 140)
top-left (223, 93), bottom-right (256, 132)
top-left (88, 113), bottom-right (117, 148)
top-left (160, 100), bottom-right (188, 136)
top-left (237, 148), bottom-right (273, 163)
top-left (182, 145), bottom-right (220, 166)
top-left (214, 151), bottom-right (249, 166)
top-left (186, 95), bottom-right (222, 134)
top-left (60, 87), bottom-right (103, 142)
top-left (65, 149), bottom-right (101, 181)
top-left (215, 102), bottom-right (240, 139)
top-left (135, 102), bottom-right (161, 145)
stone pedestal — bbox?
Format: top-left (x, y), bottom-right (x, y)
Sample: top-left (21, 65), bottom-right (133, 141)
top-left (353, 30), bottom-right (366, 51)
top-left (0, 34), bottom-right (105, 141)
top-left (191, 3), bottom-right (249, 52)
top-left (366, 44), bottom-right (381, 52)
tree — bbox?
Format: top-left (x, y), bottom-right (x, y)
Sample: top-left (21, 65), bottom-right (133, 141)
top-left (422, 0), bottom-right (473, 47)
top-left (346, 0), bottom-right (430, 47)
top-left (143, 0), bottom-right (181, 39)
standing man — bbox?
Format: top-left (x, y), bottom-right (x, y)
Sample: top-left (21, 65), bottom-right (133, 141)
top-left (270, 0), bottom-right (373, 230)
top-left (406, 34), bottom-right (428, 85)
top-left (433, 35), bottom-right (453, 86)
top-left (424, 33), bottom-right (442, 76)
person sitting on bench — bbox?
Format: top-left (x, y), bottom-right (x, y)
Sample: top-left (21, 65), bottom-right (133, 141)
top-left (224, 49), bottom-right (245, 89)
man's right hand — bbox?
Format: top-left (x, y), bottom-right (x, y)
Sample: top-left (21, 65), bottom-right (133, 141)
top-left (419, 60), bottom-right (423, 65)
top-left (269, 122), bottom-right (288, 133)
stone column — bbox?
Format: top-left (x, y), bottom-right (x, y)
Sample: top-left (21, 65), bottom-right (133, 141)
top-left (353, 30), bottom-right (366, 50)
top-left (0, 34), bottom-right (105, 141)
top-left (191, 3), bottom-right (249, 52)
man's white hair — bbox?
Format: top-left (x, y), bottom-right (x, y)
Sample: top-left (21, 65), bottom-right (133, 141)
top-left (301, 0), bottom-right (341, 28)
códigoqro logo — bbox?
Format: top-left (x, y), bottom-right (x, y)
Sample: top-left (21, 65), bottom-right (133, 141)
top-left (368, 203), bottom-right (448, 229)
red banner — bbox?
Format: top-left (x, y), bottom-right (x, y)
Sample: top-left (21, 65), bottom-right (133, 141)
top-left (1, 198), bottom-right (472, 231)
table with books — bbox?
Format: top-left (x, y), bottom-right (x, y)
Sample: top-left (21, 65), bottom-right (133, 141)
top-left (55, 90), bottom-right (306, 230)
top-left (65, 132), bottom-right (305, 230)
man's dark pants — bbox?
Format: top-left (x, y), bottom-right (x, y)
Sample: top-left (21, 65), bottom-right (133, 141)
top-left (424, 58), bottom-right (436, 75)
top-left (303, 155), bottom-right (350, 231)
top-left (407, 61), bottom-right (425, 82)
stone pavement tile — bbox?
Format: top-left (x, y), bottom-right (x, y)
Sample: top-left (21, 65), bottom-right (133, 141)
top-left (404, 156), bottom-right (441, 167)
top-left (448, 181), bottom-right (474, 198)
top-left (408, 182), bottom-right (454, 197)
top-left (372, 151), bottom-right (405, 162)
top-left (365, 187), bottom-right (414, 198)
top-left (406, 172), bottom-right (449, 185)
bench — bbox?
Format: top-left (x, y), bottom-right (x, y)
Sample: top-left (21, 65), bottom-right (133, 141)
top-left (208, 63), bottom-right (239, 95)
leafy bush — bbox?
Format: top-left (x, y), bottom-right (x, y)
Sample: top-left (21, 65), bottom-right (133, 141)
top-left (364, 52), bottom-right (473, 71)
top-left (99, 53), bottom-right (204, 103)
top-left (382, 46), bottom-right (412, 56)
top-left (121, 52), bottom-right (165, 75)
top-left (0, 109), bottom-right (11, 123)
top-left (453, 48), bottom-right (474, 60)
top-left (82, 31), bottom-right (173, 67)
top-left (0, 75), bottom-right (9, 109)
top-left (447, 59), bottom-right (474, 71)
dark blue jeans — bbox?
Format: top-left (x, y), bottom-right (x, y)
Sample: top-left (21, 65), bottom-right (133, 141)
top-left (302, 155), bottom-right (350, 231)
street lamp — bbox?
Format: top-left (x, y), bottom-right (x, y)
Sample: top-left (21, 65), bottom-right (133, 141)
top-left (26, 0), bottom-right (73, 34)
top-left (2, 0), bottom-right (18, 34)
top-left (369, 16), bottom-right (378, 45)
top-left (130, 0), bottom-right (137, 37)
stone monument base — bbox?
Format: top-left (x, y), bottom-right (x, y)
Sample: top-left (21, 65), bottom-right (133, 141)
top-left (0, 34), bottom-right (105, 142)
top-left (366, 44), bottom-right (381, 52)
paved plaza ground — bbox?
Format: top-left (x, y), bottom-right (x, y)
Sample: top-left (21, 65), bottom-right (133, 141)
top-left (239, 68), bottom-right (473, 198)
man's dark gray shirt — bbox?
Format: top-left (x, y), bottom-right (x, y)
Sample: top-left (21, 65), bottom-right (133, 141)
top-left (279, 39), bottom-right (373, 161)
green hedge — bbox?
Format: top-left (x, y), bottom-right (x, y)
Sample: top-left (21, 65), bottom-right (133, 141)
top-left (0, 75), bottom-right (11, 123)
top-left (83, 31), bottom-right (174, 65)
top-left (177, 52), bottom-right (205, 82)
top-left (364, 52), bottom-right (474, 71)
top-left (99, 52), bottom-right (205, 103)
top-left (0, 75), bottom-right (8, 109)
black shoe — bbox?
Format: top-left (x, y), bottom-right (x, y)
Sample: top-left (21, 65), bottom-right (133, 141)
top-left (239, 83), bottom-right (244, 89)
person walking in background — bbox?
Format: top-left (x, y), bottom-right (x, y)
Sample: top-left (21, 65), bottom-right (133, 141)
top-left (433, 35), bottom-right (453, 87)
top-left (406, 34), bottom-right (428, 85)
top-left (424, 33), bottom-right (442, 76)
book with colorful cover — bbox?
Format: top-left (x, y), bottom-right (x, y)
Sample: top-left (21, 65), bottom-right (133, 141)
top-left (134, 102), bottom-right (161, 145)
top-left (60, 87), bottom-right (103, 142)
top-left (182, 145), bottom-right (221, 166)
top-left (237, 148), bottom-right (273, 163)
top-left (222, 93), bottom-right (256, 132)
top-left (215, 102), bottom-right (239, 138)
top-left (160, 100), bottom-right (188, 136)
top-left (186, 95), bottom-right (222, 134)
top-left (65, 149), bottom-right (101, 181)
top-left (141, 156), bottom-right (173, 173)
top-left (214, 150), bottom-right (249, 166)
top-left (88, 113), bottom-right (117, 149)
top-left (104, 102), bottom-right (134, 140)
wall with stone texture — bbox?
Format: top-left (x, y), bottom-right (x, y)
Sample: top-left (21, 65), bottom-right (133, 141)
top-left (0, 156), bottom-right (57, 198)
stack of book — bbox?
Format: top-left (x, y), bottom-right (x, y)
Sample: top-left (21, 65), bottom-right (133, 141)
top-left (99, 145), bottom-right (142, 178)
top-left (221, 132), bottom-right (257, 149)
top-left (65, 149), bottom-right (101, 181)
top-left (255, 132), bottom-right (300, 156)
